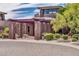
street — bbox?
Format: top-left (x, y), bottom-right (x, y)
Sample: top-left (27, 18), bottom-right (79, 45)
top-left (0, 41), bottom-right (79, 56)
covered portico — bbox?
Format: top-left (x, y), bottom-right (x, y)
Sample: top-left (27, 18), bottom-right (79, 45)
top-left (8, 18), bottom-right (52, 40)
top-left (8, 19), bottom-right (34, 39)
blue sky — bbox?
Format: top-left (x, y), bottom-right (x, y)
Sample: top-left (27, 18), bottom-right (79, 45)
top-left (0, 3), bottom-right (65, 19)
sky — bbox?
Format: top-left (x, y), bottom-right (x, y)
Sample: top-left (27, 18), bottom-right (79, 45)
top-left (0, 3), bottom-right (19, 19)
top-left (0, 3), bottom-right (65, 19)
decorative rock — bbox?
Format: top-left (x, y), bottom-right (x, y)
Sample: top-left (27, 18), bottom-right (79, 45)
top-left (22, 34), bottom-right (28, 39)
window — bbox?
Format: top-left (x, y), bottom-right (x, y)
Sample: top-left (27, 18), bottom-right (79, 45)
top-left (44, 9), bottom-right (58, 14)
top-left (44, 9), bottom-right (49, 14)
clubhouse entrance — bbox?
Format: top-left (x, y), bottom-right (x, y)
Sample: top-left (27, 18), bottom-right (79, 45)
top-left (8, 18), bottom-right (52, 40)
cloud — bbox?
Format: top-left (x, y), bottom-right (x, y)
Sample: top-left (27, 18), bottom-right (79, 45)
top-left (13, 3), bottom-right (60, 11)
top-left (0, 3), bottom-right (19, 19)
top-left (5, 12), bottom-right (16, 19)
top-left (33, 9), bottom-right (40, 13)
top-left (0, 3), bottom-right (65, 19)
top-left (12, 3), bottom-right (65, 19)
top-left (0, 3), bottom-right (19, 12)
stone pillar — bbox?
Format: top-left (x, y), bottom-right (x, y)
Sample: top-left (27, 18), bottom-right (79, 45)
top-left (47, 23), bottom-right (51, 32)
top-left (19, 23), bottom-right (22, 38)
top-left (22, 23), bottom-right (27, 34)
top-left (8, 22), bottom-right (15, 39)
top-left (16, 22), bottom-right (22, 38)
top-left (25, 23), bottom-right (28, 34)
top-left (41, 22), bottom-right (44, 33)
top-left (34, 20), bottom-right (42, 40)
top-left (43, 22), bottom-right (47, 32)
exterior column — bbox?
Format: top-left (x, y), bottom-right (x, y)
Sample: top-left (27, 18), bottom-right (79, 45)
top-left (8, 22), bottom-right (15, 39)
top-left (22, 23), bottom-right (26, 34)
top-left (47, 23), bottom-right (51, 32)
top-left (16, 22), bottom-right (22, 38)
top-left (19, 23), bottom-right (22, 38)
top-left (41, 22), bottom-right (44, 33)
top-left (43, 22), bottom-right (47, 32)
top-left (25, 23), bottom-right (28, 34)
top-left (34, 20), bottom-right (42, 40)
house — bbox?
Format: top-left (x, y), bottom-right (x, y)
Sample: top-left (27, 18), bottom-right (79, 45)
top-left (0, 11), bottom-right (6, 21)
top-left (0, 11), bottom-right (7, 32)
top-left (8, 6), bottom-right (62, 40)
top-left (35, 6), bottom-right (62, 18)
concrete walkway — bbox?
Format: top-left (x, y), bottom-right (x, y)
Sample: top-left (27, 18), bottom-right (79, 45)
top-left (0, 39), bottom-right (79, 56)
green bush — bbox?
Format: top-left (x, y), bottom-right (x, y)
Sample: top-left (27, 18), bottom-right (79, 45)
top-left (72, 34), bottom-right (79, 40)
top-left (62, 35), bottom-right (68, 40)
top-left (72, 34), bottom-right (79, 42)
top-left (44, 33), bottom-right (54, 41)
top-left (72, 38), bottom-right (78, 42)
top-left (3, 27), bottom-right (9, 33)
top-left (54, 34), bottom-right (61, 40)
top-left (0, 33), bottom-right (2, 38)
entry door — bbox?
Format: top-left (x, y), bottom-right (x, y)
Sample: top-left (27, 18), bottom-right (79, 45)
top-left (26, 23), bottom-right (34, 36)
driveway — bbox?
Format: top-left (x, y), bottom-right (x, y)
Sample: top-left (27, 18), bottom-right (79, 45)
top-left (0, 40), bottom-right (79, 56)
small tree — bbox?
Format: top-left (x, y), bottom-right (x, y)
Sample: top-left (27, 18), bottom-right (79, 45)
top-left (51, 3), bottom-right (79, 34)
top-left (50, 13), bottom-right (66, 33)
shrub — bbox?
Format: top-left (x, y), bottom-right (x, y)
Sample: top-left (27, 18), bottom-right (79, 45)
top-left (72, 38), bottom-right (78, 42)
top-left (62, 35), bottom-right (68, 40)
top-left (54, 34), bottom-right (61, 40)
top-left (3, 27), bottom-right (9, 33)
top-left (1, 27), bottom-right (9, 38)
top-left (72, 34), bottom-right (79, 40)
top-left (2, 32), bottom-right (9, 38)
top-left (44, 33), bottom-right (54, 41)
top-left (0, 33), bottom-right (2, 38)
top-left (72, 34), bottom-right (79, 42)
